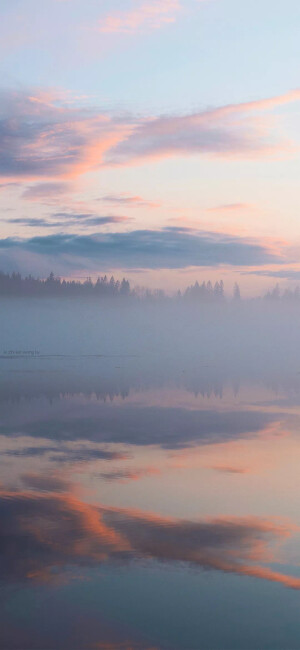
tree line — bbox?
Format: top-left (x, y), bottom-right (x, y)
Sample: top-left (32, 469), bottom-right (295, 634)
top-left (0, 271), bottom-right (131, 298)
top-left (0, 272), bottom-right (232, 301)
top-left (1, 270), bottom-right (299, 302)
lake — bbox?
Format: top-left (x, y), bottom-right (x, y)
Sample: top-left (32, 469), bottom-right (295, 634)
top-left (1, 299), bottom-right (300, 649)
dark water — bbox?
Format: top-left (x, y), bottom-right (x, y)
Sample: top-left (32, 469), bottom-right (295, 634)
top-left (1, 301), bottom-right (300, 649)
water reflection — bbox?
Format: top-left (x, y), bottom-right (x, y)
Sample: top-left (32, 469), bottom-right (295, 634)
top-left (0, 484), bottom-right (299, 589)
top-left (1, 356), bottom-right (300, 648)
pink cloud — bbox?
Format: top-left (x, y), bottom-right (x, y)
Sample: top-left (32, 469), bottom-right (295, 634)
top-left (0, 87), bottom-right (299, 185)
top-left (98, 0), bottom-right (182, 34)
top-left (107, 90), bottom-right (300, 165)
top-left (209, 88), bottom-right (300, 118)
top-left (0, 88), bottom-right (130, 181)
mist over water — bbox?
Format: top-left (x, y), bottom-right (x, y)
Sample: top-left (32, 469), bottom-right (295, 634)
top-left (1, 298), bottom-right (300, 649)
top-left (2, 295), bottom-right (300, 359)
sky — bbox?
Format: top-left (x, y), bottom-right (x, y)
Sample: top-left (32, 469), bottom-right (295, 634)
top-left (0, 0), bottom-right (300, 294)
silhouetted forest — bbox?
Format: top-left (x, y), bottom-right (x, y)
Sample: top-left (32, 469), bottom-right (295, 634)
top-left (0, 271), bottom-right (131, 298)
top-left (0, 272), bottom-right (228, 300)
top-left (1, 271), bottom-right (300, 302)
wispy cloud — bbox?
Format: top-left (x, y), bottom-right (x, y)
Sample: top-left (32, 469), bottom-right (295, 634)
top-left (0, 90), bottom-right (300, 184)
top-left (98, 0), bottom-right (182, 35)
top-left (98, 467), bottom-right (160, 483)
top-left (22, 182), bottom-right (73, 201)
top-left (0, 88), bottom-right (299, 184)
top-left (245, 268), bottom-right (300, 280)
top-left (0, 88), bottom-right (129, 181)
top-left (4, 445), bottom-right (128, 464)
top-left (7, 214), bottom-right (129, 229)
top-left (100, 194), bottom-right (160, 209)
top-left (8, 218), bottom-right (56, 228)
top-left (51, 212), bottom-right (130, 226)
top-left (107, 90), bottom-right (300, 165)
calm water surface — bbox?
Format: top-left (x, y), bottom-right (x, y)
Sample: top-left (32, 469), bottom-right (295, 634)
top-left (1, 346), bottom-right (300, 650)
